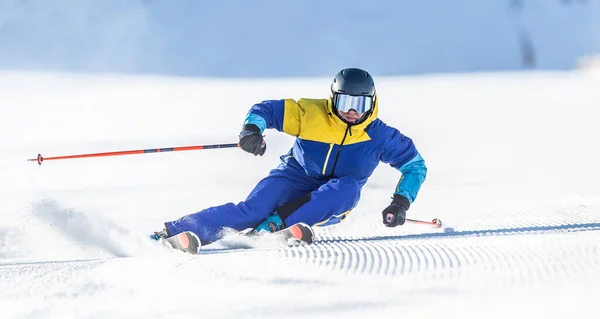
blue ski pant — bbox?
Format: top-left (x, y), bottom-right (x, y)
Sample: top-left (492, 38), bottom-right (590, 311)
top-left (164, 161), bottom-right (360, 244)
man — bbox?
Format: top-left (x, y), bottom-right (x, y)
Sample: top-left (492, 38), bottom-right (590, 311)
top-left (153, 68), bottom-right (427, 246)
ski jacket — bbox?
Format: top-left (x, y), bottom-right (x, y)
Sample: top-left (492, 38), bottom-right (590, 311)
top-left (243, 97), bottom-right (427, 205)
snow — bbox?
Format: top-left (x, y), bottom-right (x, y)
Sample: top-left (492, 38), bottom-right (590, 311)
top-left (1, 70), bottom-right (600, 318)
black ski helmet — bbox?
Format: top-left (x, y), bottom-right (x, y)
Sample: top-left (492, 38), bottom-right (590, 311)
top-left (330, 68), bottom-right (376, 125)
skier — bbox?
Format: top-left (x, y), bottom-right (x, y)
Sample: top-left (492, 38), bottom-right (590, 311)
top-left (152, 68), bottom-right (427, 246)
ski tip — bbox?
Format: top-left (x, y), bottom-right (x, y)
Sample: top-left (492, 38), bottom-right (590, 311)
top-left (176, 232), bottom-right (191, 249)
top-left (289, 223), bottom-right (314, 245)
top-left (163, 231), bottom-right (202, 254)
top-left (288, 224), bottom-right (303, 240)
top-left (300, 222), bottom-right (315, 238)
top-left (186, 232), bottom-right (202, 254)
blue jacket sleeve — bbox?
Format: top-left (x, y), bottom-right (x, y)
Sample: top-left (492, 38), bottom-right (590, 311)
top-left (381, 128), bottom-right (427, 204)
top-left (394, 153), bottom-right (427, 203)
top-left (242, 100), bottom-right (286, 133)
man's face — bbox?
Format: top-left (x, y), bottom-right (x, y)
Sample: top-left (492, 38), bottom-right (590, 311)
top-left (337, 109), bottom-right (364, 123)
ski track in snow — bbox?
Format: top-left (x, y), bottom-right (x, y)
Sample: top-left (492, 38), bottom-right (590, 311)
top-left (2, 200), bottom-right (599, 318)
top-left (289, 203), bottom-right (600, 285)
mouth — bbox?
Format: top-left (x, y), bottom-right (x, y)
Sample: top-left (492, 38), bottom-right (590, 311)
top-left (336, 109), bottom-right (364, 124)
top-left (342, 114), bottom-right (361, 122)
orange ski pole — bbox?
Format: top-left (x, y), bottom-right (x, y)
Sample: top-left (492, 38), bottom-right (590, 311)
top-left (28, 143), bottom-right (240, 165)
top-left (405, 218), bottom-right (443, 228)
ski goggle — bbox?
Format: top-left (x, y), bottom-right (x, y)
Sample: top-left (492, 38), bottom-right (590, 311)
top-left (334, 94), bottom-right (374, 114)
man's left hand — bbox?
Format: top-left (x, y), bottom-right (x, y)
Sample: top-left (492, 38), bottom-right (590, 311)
top-left (382, 194), bottom-right (410, 227)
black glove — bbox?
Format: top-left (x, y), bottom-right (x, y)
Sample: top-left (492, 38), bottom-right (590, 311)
top-left (382, 194), bottom-right (410, 227)
top-left (239, 124), bottom-right (266, 156)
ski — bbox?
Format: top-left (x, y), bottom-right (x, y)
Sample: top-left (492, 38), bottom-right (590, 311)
top-left (160, 222), bottom-right (315, 255)
top-left (253, 222), bottom-right (315, 247)
top-left (162, 231), bottom-right (202, 255)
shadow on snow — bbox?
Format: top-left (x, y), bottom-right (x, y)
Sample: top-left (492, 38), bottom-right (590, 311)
top-left (320, 222), bottom-right (600, 244)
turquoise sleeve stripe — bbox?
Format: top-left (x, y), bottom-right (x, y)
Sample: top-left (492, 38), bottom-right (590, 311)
top-left (394, 153), bottom-right (427, 203)
top-left (243, 100), bottom-right (286, 133)
top-left (243, 113), bottom-right (267, 133)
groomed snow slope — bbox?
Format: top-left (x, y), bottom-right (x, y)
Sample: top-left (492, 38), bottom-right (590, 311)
top-left (1, 70), bottom-right (599, 318)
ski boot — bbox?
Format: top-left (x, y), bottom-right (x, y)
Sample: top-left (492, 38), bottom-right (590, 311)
top-left (250, 215), bottom-right (315, 246)
top-left (252, 214), bottom-right (284, 234)
top-left (149, 229), bottom-right (169, 241)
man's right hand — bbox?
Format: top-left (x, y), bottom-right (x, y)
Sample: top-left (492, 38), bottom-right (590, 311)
top-left (239, 124), bottom-right (266, 156)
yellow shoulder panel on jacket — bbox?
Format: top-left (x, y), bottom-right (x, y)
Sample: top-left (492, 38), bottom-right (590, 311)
top-left (283, 99), bottom-right (303, 136)
top-left (294, 98), bottom-right (373, 145)
top-left (296, 98), bottom-right (333, 142)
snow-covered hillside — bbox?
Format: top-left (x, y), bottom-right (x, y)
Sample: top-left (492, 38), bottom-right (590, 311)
top-left (1, 70), bottom-right (599, 318)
